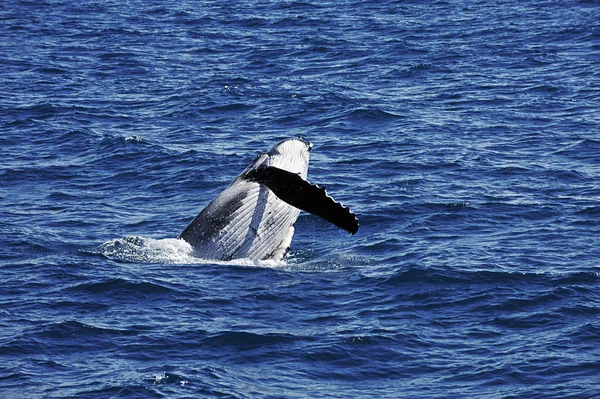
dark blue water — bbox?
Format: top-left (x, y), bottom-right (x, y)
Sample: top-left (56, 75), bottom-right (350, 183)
top-left (2, 0), bottom-right (600, 397)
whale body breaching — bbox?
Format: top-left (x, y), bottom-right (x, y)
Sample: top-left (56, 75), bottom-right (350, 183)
top-left (179, 137), bottom-right (359, 261)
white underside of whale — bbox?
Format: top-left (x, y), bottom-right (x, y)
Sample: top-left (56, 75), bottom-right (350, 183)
top-left (180, 138), bottom-right (310, 262)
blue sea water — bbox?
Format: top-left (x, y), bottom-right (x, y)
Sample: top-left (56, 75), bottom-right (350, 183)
top-left (2, 0), bottom-right (600, 397)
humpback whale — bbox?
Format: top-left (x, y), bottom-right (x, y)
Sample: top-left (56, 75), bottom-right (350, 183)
top-left (179, 137), bottom-right (359, 261)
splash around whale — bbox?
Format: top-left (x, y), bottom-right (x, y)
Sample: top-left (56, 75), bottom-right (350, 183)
top-left (178, 137), bottom-right (359, 262)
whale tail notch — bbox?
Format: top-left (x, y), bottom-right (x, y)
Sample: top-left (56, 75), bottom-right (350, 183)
top-left (244, 166), bottom-right (359, 235)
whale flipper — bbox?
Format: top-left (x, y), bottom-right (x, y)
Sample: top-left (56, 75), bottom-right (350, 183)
top-left (179, 137), bottom-right (358, 261)
top-left (244, 166), bottom-right (359, 235)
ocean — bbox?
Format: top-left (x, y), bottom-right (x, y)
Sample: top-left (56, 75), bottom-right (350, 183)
top-left (2, 0), bottom-right (600, 397)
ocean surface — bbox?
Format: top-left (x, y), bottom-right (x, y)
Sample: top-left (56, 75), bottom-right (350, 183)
top-left (2, 0), bottom-right (600, 397)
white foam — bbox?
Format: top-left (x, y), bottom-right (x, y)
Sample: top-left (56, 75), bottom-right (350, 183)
top-left (97, 236), bottom-right (195, 264)
top-left (95, 236), bottom-right (286, 267)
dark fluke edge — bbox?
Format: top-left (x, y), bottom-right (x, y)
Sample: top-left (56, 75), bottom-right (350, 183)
top-left (244, 166), bottom-right (359, 235)
top-left (179, 137), bottom-right (358, 261)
